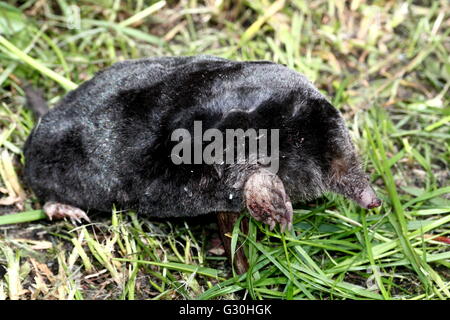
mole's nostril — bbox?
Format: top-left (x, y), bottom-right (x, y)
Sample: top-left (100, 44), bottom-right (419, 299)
top-left (367, 198), bottom-right (382, 209)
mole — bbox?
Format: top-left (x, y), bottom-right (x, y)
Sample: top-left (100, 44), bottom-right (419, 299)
top-left (23, 55), bottom-right (381, 272)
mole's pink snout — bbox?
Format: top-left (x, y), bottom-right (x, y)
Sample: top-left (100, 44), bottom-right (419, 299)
top-left (357, 186), bottom-right (382, 209)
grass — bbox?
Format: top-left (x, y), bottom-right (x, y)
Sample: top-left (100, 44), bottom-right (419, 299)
top-left (0, 0), bottom-right (449, 300)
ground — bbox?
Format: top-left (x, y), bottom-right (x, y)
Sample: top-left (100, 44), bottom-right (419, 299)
top-left (0, 0), bottom-right (449, 300)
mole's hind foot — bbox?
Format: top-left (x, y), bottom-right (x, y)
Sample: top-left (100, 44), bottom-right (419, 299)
top-left (244, 169), bottom-right (293, 232)
top-left (43, 202), bottom-right (91, 225)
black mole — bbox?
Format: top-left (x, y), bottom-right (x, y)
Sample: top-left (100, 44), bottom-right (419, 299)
top-left (23, 55), bottom-right (381, 230)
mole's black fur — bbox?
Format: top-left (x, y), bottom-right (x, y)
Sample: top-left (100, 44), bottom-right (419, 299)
top-left (23, 55), bottom-right (380, 221)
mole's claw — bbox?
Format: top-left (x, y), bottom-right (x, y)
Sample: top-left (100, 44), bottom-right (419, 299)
top-left (269, 218), bottom-right (276, 231)
top-left (279, 215), bottom-right (292, 233)
top-left (244, 168), bottom-right (294, 233)
top-left (70, 217), bottom-right (80, 225)
top-left (284, 201), bottom-right (293, 230)
top-left (43, 202), bottom-right (90, 225)
top-left (280, 220), bottom-right (285, 232)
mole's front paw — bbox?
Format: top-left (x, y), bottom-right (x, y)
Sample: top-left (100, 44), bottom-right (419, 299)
top-left (244, 169), bottom-right (293, 232)
top-left (43, 202), bottom-right (91, 225)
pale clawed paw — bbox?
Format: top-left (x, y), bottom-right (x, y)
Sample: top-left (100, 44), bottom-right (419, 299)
top-left (244, 169), bottom-right (293, 232)
top-left (43, 202), bottom-right (91, 225)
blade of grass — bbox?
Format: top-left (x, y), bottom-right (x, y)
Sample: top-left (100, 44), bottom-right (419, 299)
top-left (114, 258), bottom-right (223, 280)
top-left (0, 35), bottom-right (77, 90)
top-left (368, 115), bottom-right (430, 288)
top-left (361, 212), bottom-right (390, 299)
top-left (0, 210), bottom-right (46, 225)
top-left (119, 1), bottom-right (166, 27)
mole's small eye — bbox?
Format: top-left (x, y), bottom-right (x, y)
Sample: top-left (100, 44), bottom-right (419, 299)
top-left (294, 137), bottom-right (304, 148)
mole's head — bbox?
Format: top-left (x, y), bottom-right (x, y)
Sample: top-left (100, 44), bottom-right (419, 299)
top-left (282, 98), bottom-right (381, 209)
